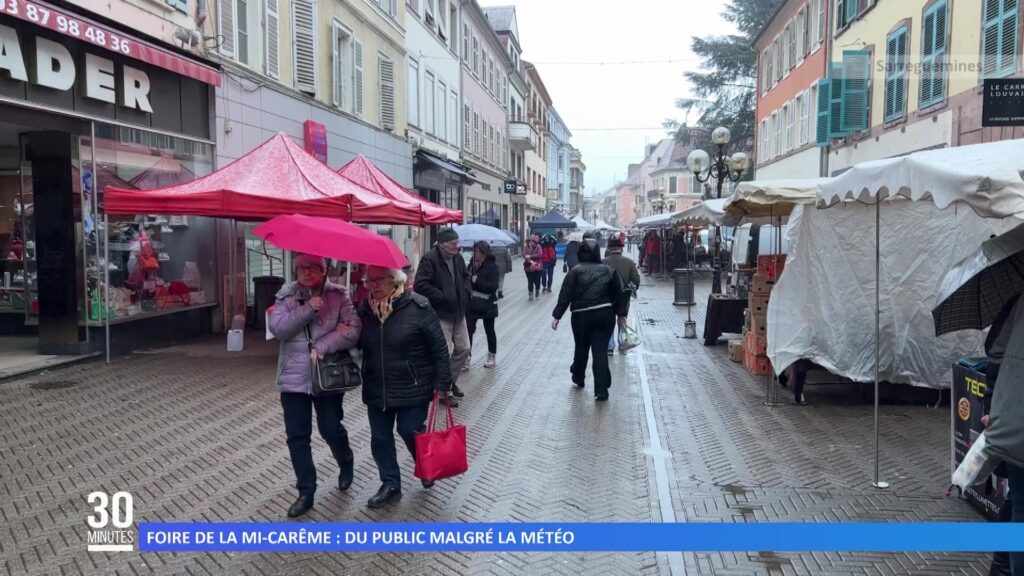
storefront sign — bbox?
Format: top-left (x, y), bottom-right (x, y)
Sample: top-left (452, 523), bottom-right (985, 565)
top-left (982, 78), bottom-right (1024, 127)
top-left (0, 24), bottom-right (152, 111)
top-left (0, 0), bottom-right (219, 86)
top-left (951, 363), bottom-right (1007, 520)
top-left (303, 120), bottom-right (328, 164)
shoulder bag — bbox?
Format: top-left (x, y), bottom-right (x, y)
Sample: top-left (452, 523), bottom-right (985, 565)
top-left (305, 287), bottom-right (362, 395)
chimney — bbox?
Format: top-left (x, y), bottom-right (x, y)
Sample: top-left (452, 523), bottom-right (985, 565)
top-left (627, 164), bottom-right (641, 178)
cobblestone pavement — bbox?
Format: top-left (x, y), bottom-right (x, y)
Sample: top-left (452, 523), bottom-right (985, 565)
top-left (0, 261), bottom-right (991, 576)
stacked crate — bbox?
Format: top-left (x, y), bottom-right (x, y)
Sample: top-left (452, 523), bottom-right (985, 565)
top-left (742, 255), bottom-right (786, 375)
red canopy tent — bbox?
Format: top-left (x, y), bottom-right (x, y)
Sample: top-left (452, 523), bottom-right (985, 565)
top-left (103, 133), bottom-right (423, 224)
top-left (128, 155), bottom-right (197, 190)
top-left (337, 155), bottom-right (463, 225)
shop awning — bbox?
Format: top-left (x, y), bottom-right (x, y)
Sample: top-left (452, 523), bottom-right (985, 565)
top-left (337, 155), bottom-right (463, 225)
top-left (725, 178), bottom-right (824, 223)
top-left (103, 133), bottom-right (423, 224)
top-left (417, 151), bottom-right (472, 179)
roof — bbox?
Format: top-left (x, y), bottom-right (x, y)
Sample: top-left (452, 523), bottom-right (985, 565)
top-left (752, 0), bottom-right (797, 48)
top-left (482, 6), bottom-right (514, 32)
top-left (523, 61), bottom-right (553, 106)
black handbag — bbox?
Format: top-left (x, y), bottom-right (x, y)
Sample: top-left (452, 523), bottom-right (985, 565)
top-left (304, 289), bottom-right (362, 396)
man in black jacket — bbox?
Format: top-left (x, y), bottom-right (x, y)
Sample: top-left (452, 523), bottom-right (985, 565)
top-left (414, 228), bottom-right (470, 404)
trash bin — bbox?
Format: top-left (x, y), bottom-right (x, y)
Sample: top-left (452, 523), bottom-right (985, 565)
top-left (672, 268), bottom-right (694, 306)
top-left (252, 276), bottom-right (284, 329)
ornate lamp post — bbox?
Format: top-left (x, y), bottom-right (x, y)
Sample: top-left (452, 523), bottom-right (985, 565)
top-left (686, 126), bottom-right (749, 294)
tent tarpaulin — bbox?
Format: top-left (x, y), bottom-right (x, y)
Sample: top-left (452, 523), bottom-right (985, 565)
top-left (727, 178), bottom-right (823, 222)
top-left (767, 201), bottom-right (1018, 388)
top-left (529, 210), bottom-right (576, 229)
top-left (594, 219), bottom-right (618, 231)
top-left (635, 199), bottom-right (731, 228)
top-left (337, 154), bottom-right (462, 225)
top-left (818, 140), bottom-right (1024, 216)
top-left (103, 133), bottom-right (423, 224)
top-left (572, 215), bottom-right (595, 230)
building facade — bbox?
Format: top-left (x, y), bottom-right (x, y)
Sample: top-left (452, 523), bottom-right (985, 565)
top-left (820, 0), bottom-right (1024, 174)
top-left (546, 107), bottom-right (572, 212)
top-left (460, 0), bottom-right (511, 231)
top-left (754, 0), bottom-right (830, 179)
top-left (523, 61), bottom-right (550, 224)
top-left (569, 147), bottom-right (586, 215)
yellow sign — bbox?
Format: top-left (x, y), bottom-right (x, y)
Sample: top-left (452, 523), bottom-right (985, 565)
top-left (958, 398), bottom-right (972, 421)
top-left (965, 376), bottom-right (987, 399)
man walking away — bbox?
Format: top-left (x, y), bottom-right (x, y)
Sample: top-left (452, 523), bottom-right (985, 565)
top-left (492, 242), bottom-right (513, 299)
top-left (603, 233), bottom-right (640, 354)
top-left (414, 228), bottom-right (470, 406)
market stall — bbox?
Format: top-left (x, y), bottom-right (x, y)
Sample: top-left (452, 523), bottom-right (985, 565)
top-left (337, 155), bottom-right (463, 225)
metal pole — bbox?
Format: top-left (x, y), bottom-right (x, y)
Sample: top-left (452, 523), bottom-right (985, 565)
top-left (104, 214), bottom-right (110, 364)
top-left (229, 219), bottom-right (236, 330)
top-left (873, 200), bottom-right (889, 489)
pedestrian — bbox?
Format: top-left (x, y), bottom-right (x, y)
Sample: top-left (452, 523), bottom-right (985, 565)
top-left (551, 239), bottom-right (628, 401)
top-left (540, 234), bottom-right (558, 293)
top-left (466, 241), bottom-right (499, 369)
top-left (983, 293), bottom-right (1024, 576)
top-left (645, 232), bottom-right (662, 274)
top-left (638, 231), bottom-right (648, 271)
top-left (414, 228), bottom-right (470, 406)
top-left (268, 253), bottom-right (361, 518)
top-left (523, 234), bottom-right (543, 300)
top-left (358, 266), bottom-right (453, 508)
top-left (564, 233), bottom-right (581, 272)
top-left (603, 233), bottom-right (640, 355)
top-left (491, 242), bottom-right (513, 299)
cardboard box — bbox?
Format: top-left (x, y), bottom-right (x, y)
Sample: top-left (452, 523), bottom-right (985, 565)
top-left (751, 273), bottom-right (773, 294)
top-left (750, 312), bottom-right (767, 338)
top-left (728, 339), bottom-right (743, 363)
top-left (748, 292), bottom-right (770, 316)
top-left (757, 254), bottom-right (787, 280)
top-left (744, 330), bottom-right (767, 356)
top-left (743, 351), bottom-right (771, 375)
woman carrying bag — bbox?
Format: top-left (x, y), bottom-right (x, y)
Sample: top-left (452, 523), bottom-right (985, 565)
top-left (466, 241), bottom-right (500, 369)
top-left (268, 254), bottom-right (361, 518)
top-left (524, 235), bottom-right (543, 300)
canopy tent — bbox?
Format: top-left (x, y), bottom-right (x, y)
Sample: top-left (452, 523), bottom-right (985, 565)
top-left (727, 178), bottom-right (824, 223)
top-left (818, 139), bottom-right (1024, 216)
top-left (529, 209), bottom-right (577, 230)
top-left (104, 133), bottom-right (423, 224)
top-left (336, 154), bottom-right (462, 225)
top-left (572, 215), bottom-right (595, 230)
top-left (635, 198), bottom-right (731, 229)
top-left (594, 219), bottom-right (618, 231)
top-left (128, 156), bottom-right (197, 190)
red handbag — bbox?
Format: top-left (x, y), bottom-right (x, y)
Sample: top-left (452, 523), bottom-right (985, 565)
top-left (414, 391), bottom-right (468, 482)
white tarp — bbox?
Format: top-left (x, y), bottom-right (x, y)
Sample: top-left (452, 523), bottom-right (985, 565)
top-left (768, 200), bottom-right (1018, 388)
top-left (595, 219), bottom-right (618, 231)
top-left (572, 215), bottom-right (595, 230)
top-left (818, 140), bottom-right (1024, 216)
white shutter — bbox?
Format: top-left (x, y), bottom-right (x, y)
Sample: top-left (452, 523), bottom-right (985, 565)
top-left (353, 40), bottom-right (364, 117)
top-left (292, 0), bottom-right (317, 95)
top-left (218, 0), bottom-right (235, 57)
top-left (379, 55), bottom-right (396, 130)
top-left (331, 24), bottom-right (340, 107)
top-left (264, 0), bottom-right (279, 78)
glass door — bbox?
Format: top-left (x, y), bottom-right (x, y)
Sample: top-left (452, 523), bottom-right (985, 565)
top-left (19, 162), bottom-right (37, 326)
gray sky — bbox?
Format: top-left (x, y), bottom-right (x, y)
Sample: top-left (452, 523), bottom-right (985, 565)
top-left (478, 0), bottom-right (738, 198)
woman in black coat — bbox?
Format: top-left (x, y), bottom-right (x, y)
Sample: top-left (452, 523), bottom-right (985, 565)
top-left (358, 266), bottom-right (453, 509)
top-left (466, 241), bottom-right (500, 369)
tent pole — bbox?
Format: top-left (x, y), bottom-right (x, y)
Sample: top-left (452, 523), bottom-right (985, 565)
top-left (104, 214), bottom-right (110, 364)
top-left (873, 200), bottom-right (889, 489)
top-left (229, 219), bottom-right (236, 330)
top-left (346, 263), bottom-right (352, 293)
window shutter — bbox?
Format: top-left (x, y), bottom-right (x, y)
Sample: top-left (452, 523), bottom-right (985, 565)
top-left (828, 62), bottom-right (844, 138)
top-left (982, 0), bottom-right (1018, 78)
top-left (265, 0), bottom-right (279, 78)
top-left (331, 25), bottom-right (340, 107)
top-left (292, 0), bottom-right (317, 95)
top-left (845, 0), bottom-right (859, 25)
top-left (840, 50), bottom-right (870, 132)
top-left (920, 1), bottom-right (947, 107)
top-left (803, 7), bottom-right (811, 56)
top-left (218, 0), bottom-right (235, 57)
top-left (353, 40), bottom-right (364, 117)
top-left (884, 28), bottom-right (907, 122)
top-left (815, 79), bottom-right (830, 146)
top-left (379, 55), bottom-right (396, 130)
top-left (1000, 0), bottom-right (1019, 77)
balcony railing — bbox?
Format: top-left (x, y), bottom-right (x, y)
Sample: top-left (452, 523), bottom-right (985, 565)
top-left (508, 116), bottom-right (538, 152)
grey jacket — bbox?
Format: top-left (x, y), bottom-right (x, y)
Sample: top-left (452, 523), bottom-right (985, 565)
top-left (987, 296), bottom-right (1024, 469)
top-left (603, 252), bottom-right (640, 293)
top-left (492, 245), bottom-right (513, 275)
top-left (268, 281), bottom-right (361, 395)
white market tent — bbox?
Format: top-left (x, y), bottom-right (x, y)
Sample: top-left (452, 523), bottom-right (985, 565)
top-left (635, 198), bottom-right (731, 229)
top-left (768, 140), bottom-right (1024, 488)
top-left (727, 178), bottom-right (823, 223)
top-left (572, 215), bottom-right (595, 231)
top-left (595, 219), bottom-right (618, 231)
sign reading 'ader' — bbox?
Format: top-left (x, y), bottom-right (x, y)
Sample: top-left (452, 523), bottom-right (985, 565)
top-left (982, 78), bottom-right (1024, 127)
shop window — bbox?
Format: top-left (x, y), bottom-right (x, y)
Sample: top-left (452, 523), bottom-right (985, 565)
top-left (86, 123), bottom-right (216, 323)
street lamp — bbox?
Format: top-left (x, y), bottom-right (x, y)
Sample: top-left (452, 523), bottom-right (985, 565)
top-left (686, 126), bottom-right (749, 294)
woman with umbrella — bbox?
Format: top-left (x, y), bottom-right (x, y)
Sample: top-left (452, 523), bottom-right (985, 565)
top-left (268, 254), bottom-right (361, 518)
top-left (466, 241), bottom-right (500, 369)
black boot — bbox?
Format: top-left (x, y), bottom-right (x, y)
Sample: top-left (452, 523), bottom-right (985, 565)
top-left (287, 494), bottom-right (314, 518)
top-left (451, 384), bottom-right (465, 398)
top-left (338, 458), bottom-right (354, 492)
top-left (367, 485), bottom-right (402, 509)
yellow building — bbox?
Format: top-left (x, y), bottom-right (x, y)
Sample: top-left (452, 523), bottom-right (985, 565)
top-left (820, 0), bottom-right (1020, 173)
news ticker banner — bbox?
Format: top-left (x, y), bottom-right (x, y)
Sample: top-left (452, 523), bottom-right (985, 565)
top-left (136, 522), bottom-right (1024, 553)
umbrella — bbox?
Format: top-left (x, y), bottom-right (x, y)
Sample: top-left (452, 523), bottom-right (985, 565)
top-left (502, 230), bottom-right (520, 244)
top-left (453, 223), bottom-right (515, 247)
top-left (252, 214), bottom-right (409, 269)
top-left (932, 223), bottom-right (1024, 336)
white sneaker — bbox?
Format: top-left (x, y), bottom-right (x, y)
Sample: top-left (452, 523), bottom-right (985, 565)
top-left (529, 293), bottom-right (534, 301)
top-left (484, 353), bottom-right (496, 368)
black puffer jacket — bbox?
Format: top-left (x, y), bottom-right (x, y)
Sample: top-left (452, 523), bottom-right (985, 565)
top-left (414, 246), bottom-right (469, 321)
top-left (552, 262), bottom-right (628, 320)
top-left (359, 291), bottom-right (453, 410)
top-left (467, 255), bottom-right (499, 320)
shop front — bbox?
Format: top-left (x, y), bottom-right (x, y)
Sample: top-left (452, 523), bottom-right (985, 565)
top-left (0, 4), bottom-right (219, 359)
top-left (414, 149), bottom-right (470, 250)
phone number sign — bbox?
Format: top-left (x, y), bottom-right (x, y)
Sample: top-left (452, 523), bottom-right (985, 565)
top-left (0, 0), bottom-right (221, 86)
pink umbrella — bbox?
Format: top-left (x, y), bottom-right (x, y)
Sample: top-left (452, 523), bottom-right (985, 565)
top-left (252, 214), bottom-right (409, 269)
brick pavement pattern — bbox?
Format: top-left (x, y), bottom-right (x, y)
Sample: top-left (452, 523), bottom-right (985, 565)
top-left (0, 261), bottom-right (992, 575)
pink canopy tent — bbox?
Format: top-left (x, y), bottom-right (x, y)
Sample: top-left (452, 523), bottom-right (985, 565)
top-left (103, 133), bottom-right (423, 224)
top-left (128, 155), bottom-right (197, 190)
top-left (337, 155), bottom-right (463, 225)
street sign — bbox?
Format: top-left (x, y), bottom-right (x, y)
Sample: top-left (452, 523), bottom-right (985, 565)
top-left (982, 78), bottom-right (1024, 127)
top-left (503, 180), bottom-right (516, 194)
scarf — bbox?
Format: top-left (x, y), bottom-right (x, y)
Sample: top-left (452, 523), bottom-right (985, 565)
top-left (369, 283), bottom-right (405, 324)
